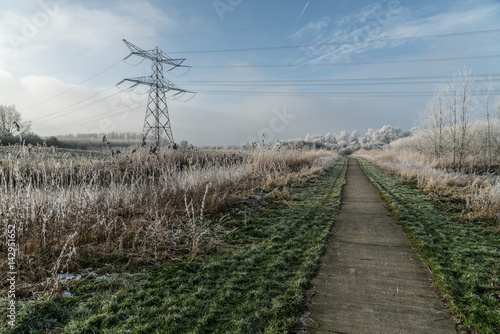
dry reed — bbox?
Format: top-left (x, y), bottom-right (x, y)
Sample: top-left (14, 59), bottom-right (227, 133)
top-left (0, 145), bottom-right (337, 292)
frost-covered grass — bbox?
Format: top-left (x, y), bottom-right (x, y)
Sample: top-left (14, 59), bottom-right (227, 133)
top-left (357, 158), bottom-right (500, 334)
top-left (0, 145), bottom-right (338, 294)
top-left (355, 148), bottom-right (500, 224)
top-left (0, 157), bottom-right (347, 333)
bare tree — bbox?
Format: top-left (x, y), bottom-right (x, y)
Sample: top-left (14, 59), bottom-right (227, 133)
top-left (419, 68), bottom-right (478, 168)
top-left (456, 69), bottom-right (476, 168)
top-left (497, 97), bottom-right (500, 118)
top-left (445, 78), bottom-right (458, 166)
top-left (440, 69), bottom-right (477, 168)
top-left (484, 89), bottom-right (493, 168)
top-left (0, 105), bottom-right (32, 136)
top-left (418, 84), bottom-right (446, 159)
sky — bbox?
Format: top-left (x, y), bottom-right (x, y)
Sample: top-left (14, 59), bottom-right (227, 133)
top-left (0, 0), bottom-right (499, 146)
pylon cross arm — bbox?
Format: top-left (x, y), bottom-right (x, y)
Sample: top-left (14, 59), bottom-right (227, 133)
top-left (122, 39), bottom-right (187, 67)
top-left (119, 77), bottom-right (194, 94)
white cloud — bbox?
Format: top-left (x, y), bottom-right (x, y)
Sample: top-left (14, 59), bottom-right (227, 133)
top-left (0, 1), bottom-right (176, 74)
top-left (290, 17), bottom-right (331, 41)
top-left (0, 68), bottom-right (21, 98)
top-left (387, 5), bottom-right (500, 38)
top-left (0, 66), bottom-right (151, 138)
top-left (288, 2), bottom-right (407, 64)
top-left (288, 1), bottom-right (500, 64)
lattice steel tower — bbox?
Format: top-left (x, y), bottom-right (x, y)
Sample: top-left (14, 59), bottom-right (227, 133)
top-left (118, 39), bottom-right (193, 145)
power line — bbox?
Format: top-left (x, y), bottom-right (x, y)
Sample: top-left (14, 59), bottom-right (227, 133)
top-left (184, 81), bottom-right (500, 88)
top-left (33, 73), bottom-right (499, 128)
top-left (192, 54), bottom-right (500, 69)
top-left (23, 54), bottom-right (499, 122)
top-left (18, 52), bottom-right (500, 121)
top-left (20, 59), bottom-right (124, 112)
top-left (169, 28), bottom-right (500, 54)
top-left (23, 57), bottom-right (500, 127)
top-left (30, 86), bottom-right (120, 122)
top-left (178, 74), bottom-right (500, 86)
top-left (37, 85), bottom-right (498, 132)
top-left (39, 102), bottom-right (147, 131)
top-left (194, 89), bottom-right (500, 98)
top-left (32, 89), bottom-right (129, 125)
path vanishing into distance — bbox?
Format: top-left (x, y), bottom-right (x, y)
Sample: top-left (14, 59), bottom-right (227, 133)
top-left (303, 159), bottom-right (458, 333)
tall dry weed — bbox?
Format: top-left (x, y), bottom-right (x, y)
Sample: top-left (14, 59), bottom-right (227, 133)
top-left (0, 145), bottom-right (337, 291)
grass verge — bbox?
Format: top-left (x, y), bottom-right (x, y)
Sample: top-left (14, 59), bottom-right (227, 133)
top-left (356, 158), bottom-right (500, 334)
top-left (0, 158), bottom-right (347, 333)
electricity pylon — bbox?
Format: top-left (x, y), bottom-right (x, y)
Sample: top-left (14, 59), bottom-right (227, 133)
top-left (118, 39), bottom-right (194, 145)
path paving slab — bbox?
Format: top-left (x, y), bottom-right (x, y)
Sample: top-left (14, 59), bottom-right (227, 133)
top-left (303, 159), bottom-right (458, 334)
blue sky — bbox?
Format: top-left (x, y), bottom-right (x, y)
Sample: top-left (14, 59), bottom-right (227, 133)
top-left (0, 0), bottom-right (499, 146)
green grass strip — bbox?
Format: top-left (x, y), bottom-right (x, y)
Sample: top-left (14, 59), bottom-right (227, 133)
top-left (356, 158), bottom-right (500, 334)
top-left (1, 158), bottom-right (347, 334)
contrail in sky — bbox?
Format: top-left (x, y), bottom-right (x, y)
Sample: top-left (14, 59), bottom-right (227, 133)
top-left (295, 1), bottom-right (310, 24)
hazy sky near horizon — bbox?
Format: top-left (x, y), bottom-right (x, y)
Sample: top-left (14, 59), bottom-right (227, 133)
top-left (0, 0), bottom-right (499, 146)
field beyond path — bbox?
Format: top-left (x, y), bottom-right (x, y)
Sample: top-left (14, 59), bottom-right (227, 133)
top-left (304, 158), bottom-right (457, 333)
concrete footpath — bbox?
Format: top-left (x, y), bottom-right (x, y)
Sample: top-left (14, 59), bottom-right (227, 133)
top-left (303, 159), bottom-right (458, 333)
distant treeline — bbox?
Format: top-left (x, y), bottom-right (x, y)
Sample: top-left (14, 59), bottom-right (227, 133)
top-left (55, 133), bottom-right (143, 150)
top-left (0, 133), bottom-right (71, 148)
top-left (56, 131), bottom-right (143, 141)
